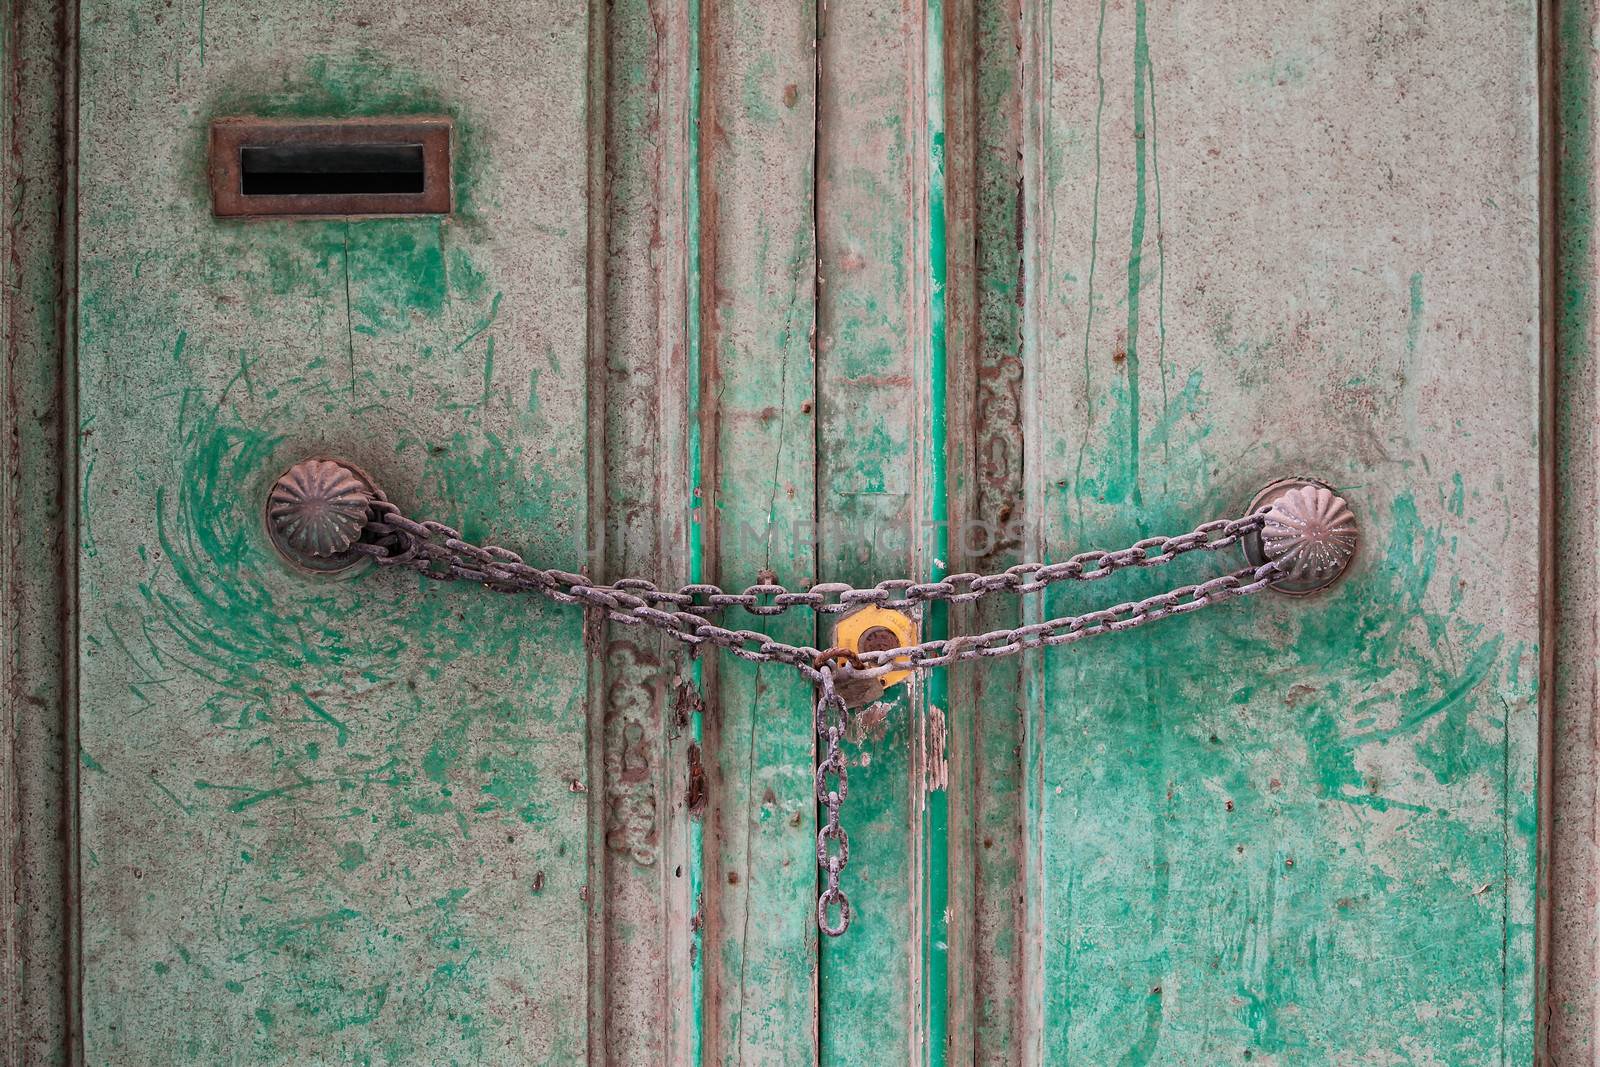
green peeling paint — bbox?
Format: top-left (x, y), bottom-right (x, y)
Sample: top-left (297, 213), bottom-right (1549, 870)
top-left (923, 0), bottom-right (951, 1062)
top-left (687, 0), bottom-right (707, 1059)
top-left (75, 38), bottom-right (589, 1062)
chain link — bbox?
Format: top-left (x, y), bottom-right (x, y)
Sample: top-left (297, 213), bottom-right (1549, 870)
top-left (349, 489), bottom-right (1284, 936)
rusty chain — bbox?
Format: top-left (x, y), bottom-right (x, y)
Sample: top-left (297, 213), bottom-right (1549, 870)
top-left (350, 496), bottom-right (1277, 685)
top-left (814, 667), bottom-right (852, 936)
top-left (348, 489), bottom-right (1284, 936)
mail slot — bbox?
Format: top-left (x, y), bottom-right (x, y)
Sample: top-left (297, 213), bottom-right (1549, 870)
top-left (209, 117), bottom-right (452, 217)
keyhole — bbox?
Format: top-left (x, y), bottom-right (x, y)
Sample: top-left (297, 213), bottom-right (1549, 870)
top-left (858, 626), bottom-right (899, 653)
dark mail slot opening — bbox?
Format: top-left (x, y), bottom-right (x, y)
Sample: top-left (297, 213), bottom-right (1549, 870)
top-left (240, 144), bottom-right (426, 196)
top-left (211, 117), bottom-right (452, 217)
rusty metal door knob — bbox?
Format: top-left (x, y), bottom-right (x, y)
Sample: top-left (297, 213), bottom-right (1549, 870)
top-left (265, 458), bottom-right (377, 574)
top-left (1243, 478), bottom-right (1358, 595)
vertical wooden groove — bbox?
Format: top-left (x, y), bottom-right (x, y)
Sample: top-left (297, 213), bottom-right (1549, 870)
top-left (694, 0), bottom-right (725, 1050)
top-left (1534, 1), bottom-right (1556, 1060)
top-left (2, 0), bottom-right (77, 1061)
top-left (590, 0), bottom-right (699, 1059)
top-left (60, 0), bottom-right (80, 1057)
top-left (948, 0), bottom-right (1028, 1057)
top-left (671, 2), bottom-right (704, 1061)
top-left (1016, 0), bottom-right (1046, 1060)
top-left (807, 8), bottom-right (822, 1053)
top-left (684, 3), bottom-right (708, 1057)
top-left (940, 0), bottom-right (979, 1061)
top-left (1545, 0), bottom-right (1600, 1061)
top-left (919, 1), bottom-right (951, 1063)
top-left (584, 0), bottom-right (610, 1059)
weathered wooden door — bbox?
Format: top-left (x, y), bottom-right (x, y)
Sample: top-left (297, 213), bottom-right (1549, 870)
top-left (4, 0), bottom-right (1587, 1064)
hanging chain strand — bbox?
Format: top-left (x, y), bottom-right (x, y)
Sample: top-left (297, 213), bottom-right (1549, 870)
top-left (814, 667), bottom-right (852, 936)
top-left (350, 494), bottom-right (1281, 686)
top-left (347, 492), bottom-right (1285, 936)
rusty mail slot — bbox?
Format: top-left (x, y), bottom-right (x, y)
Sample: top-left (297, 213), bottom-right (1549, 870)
top-left (210, 117), bottom-right (452, 217)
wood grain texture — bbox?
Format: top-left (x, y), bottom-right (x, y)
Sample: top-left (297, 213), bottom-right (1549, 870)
top-left (590, 0), bottom-right (697, 1060)
top-left (1022, 2), bottom-right (1540, 1062)
top-left (1548, 0), bottom-right (1600, 1059)
top-left (815, 0), bottom-right (926, 1060)
top-left (944, 0), bottom-right (1028, 1059)
top-left (74, 3), bottom-right (593, 1061)
top-left (698, 0), bottom-right (820, 1061)
top-left (1, 0), bottom-right (78, 1061)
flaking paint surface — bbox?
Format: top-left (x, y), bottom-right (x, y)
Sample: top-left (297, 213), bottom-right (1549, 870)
top-left (1028, 2), bottom-right (1539, 1062)
top-left (816, 0), bottom-right (923, 1060)
top-left (699, 0), bottom-right (821, 1061)
top-left (75, 5), bottom-right (591, 1062)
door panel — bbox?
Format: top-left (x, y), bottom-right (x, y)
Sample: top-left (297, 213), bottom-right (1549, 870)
top-left (699, 1), bottom-right (820, 1063)
top-left (75, 4), bottom-right (593, 1062)
top-left (816, 0), bottom-right (937, 1061)
top-left (1021, 2), bottom-right (1539, 1062)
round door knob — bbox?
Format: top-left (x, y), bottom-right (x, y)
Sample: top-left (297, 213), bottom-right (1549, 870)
top-left (1243, 478), bottom-right (1357, 595)
top-left (265, 458), bottom-right (377, 573)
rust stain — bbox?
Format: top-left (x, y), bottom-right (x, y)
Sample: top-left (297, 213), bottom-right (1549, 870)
top-left (1284, 683), bottom-right (1318, 708)
top-left (841, 372), bottom-right (915, 388)
top-left (846, 701), bottom-right (891, 745)
top-left (672, 677), bottom-right (702, 731)
top-left (686, 742), bottom-right (705, 817)
top-left (924, 706), bottom-right (948, 794)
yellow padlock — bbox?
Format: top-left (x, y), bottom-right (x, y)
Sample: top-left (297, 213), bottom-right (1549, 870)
top-left (831, 605), bottom-right (919, 692)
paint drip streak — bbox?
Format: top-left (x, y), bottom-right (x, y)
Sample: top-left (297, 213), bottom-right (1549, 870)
top-left (1073, 0), bottom-right (1109, 526)
top-left (1123, 0), bottom-right (1152, 510)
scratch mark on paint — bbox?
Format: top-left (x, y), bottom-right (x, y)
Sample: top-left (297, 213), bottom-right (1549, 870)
top-left (1366, 634), bottom-right (1504, 745)
top-left (1146, 14), bottom-right (1169, 481)
top-left (481, 337), bottom-right (496, 410)
top-left (453, 290), bottom-right (504, 353)
top-left (1406, 271), bottom-right (1424, 366)
top-left (237, 349), bottom-right (256, 401)
top-left (1121, 0), bottom-right (1153, 510)
top-left (296, 689), bottom-right (351, 748)
top-left (1332, 790), bottom-right (1434, 815)
top-left (195, 776), bottom-right (318, 813)
top-left (81, 457), bottom-right (97, 559)
top-left (152, 773), bottom-right (195, 815)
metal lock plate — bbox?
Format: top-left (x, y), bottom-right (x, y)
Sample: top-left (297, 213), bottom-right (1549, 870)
top-left (829, 605), bottom-right (918, 708)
